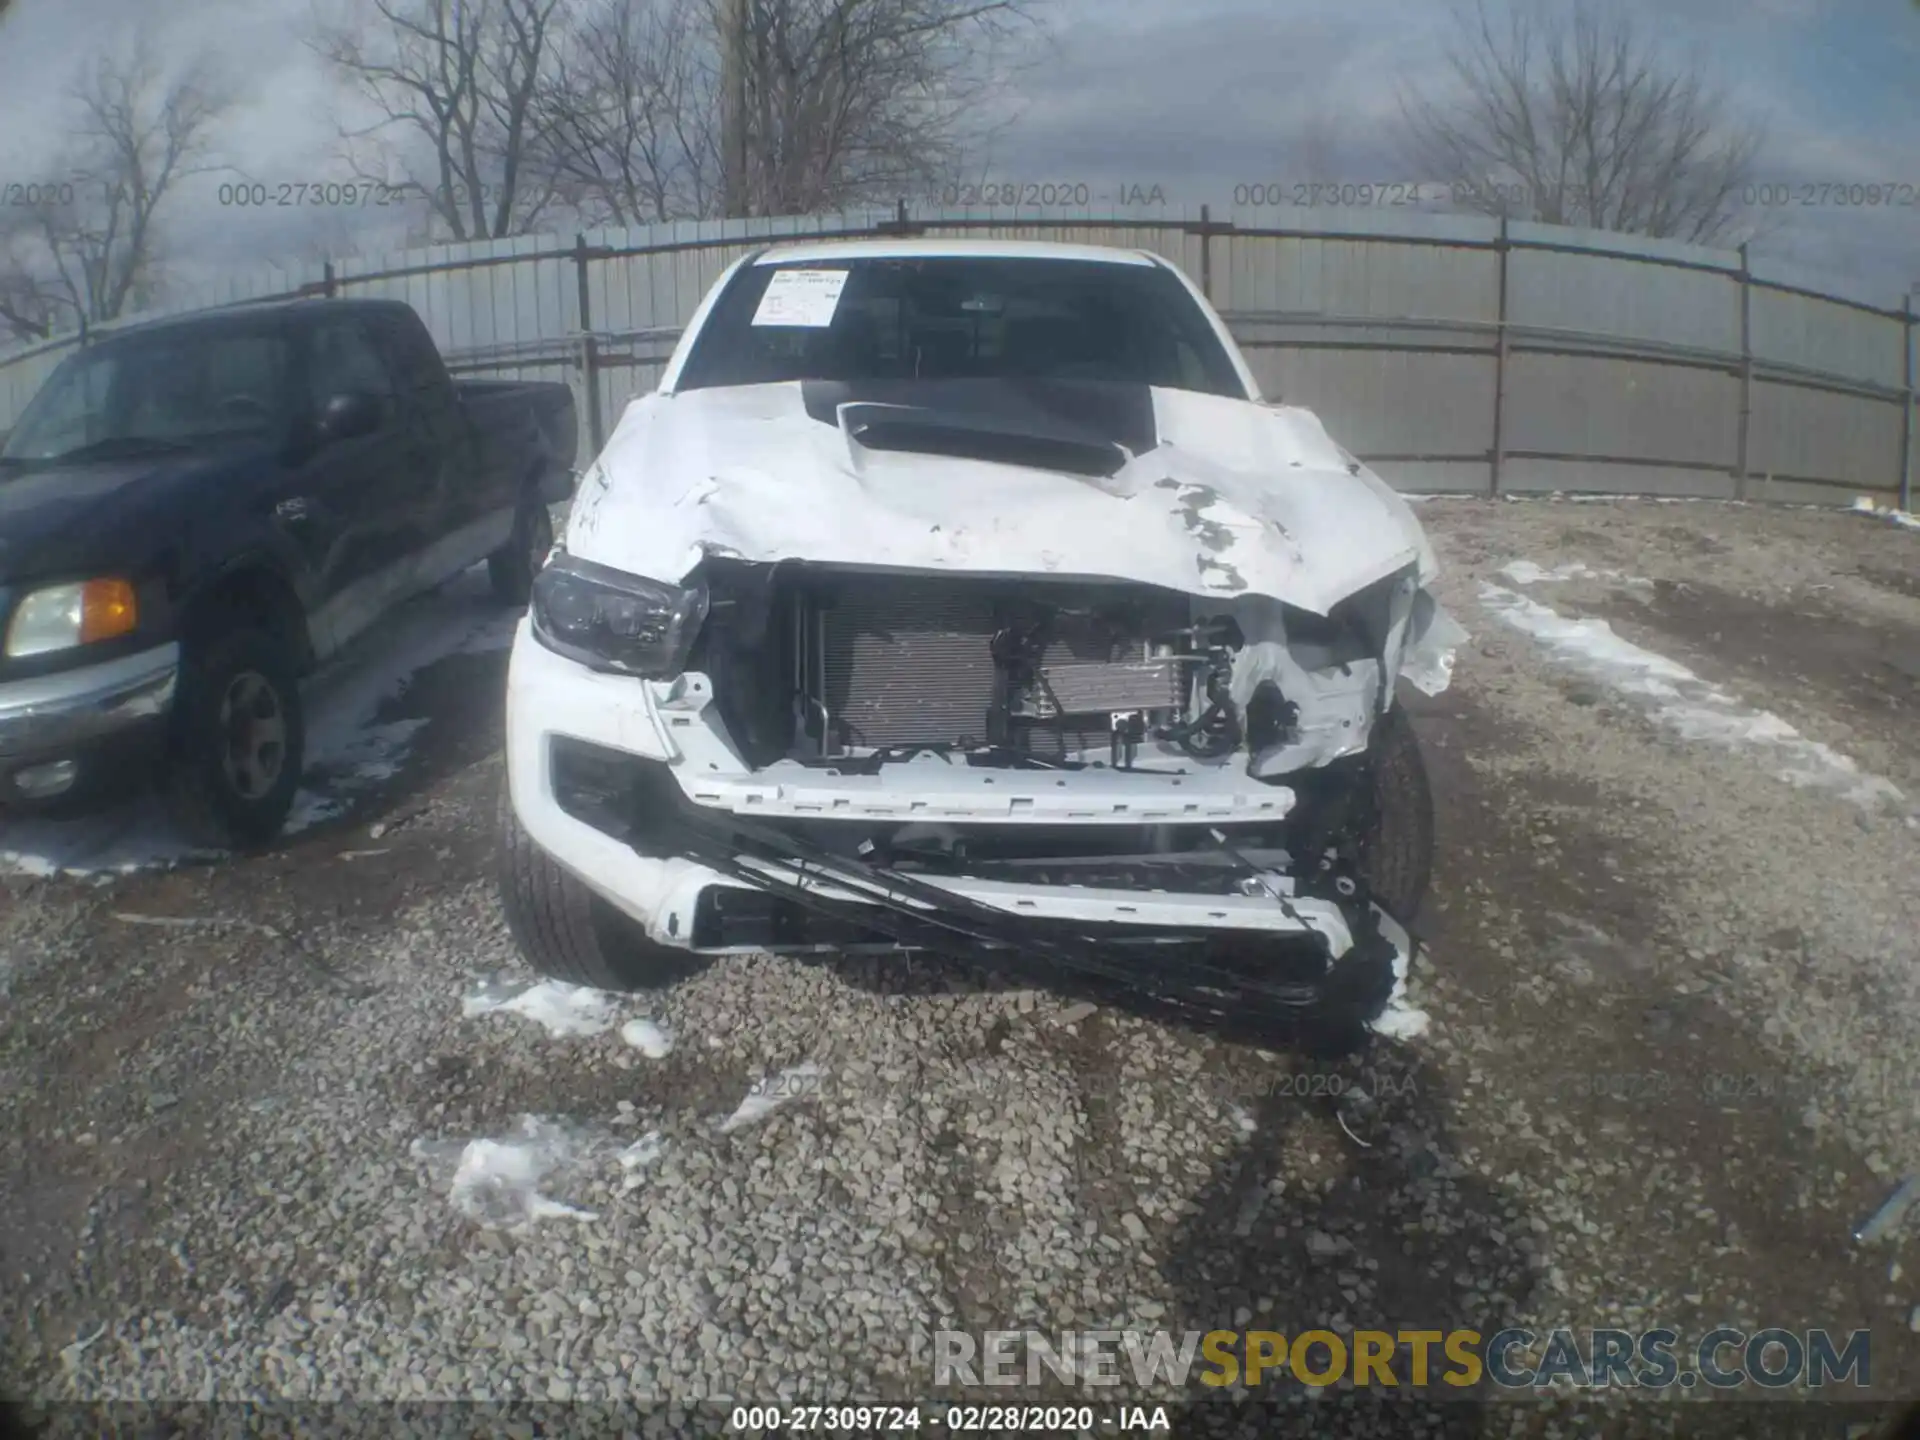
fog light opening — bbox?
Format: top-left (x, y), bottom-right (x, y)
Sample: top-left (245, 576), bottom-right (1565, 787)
top-left (14, 758), bottom-right (78, 799)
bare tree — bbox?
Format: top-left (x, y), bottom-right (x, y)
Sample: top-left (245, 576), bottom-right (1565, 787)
top-left (0, 46), bottom-right (235, 341)
top-left (0, 208), bottom-right (60, 342)
top-left (528, 0), bottom-right (722, 225)
top-left (310, 0), bottom-right (569, 241)
top-left (733, 0), bottom-right (1046, 217)
top-left (528, 0), bottom-right (1048, 225)
top-left (1396, 0), bottom-right (1765, 244)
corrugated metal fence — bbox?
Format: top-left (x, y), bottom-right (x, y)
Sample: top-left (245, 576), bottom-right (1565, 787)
top-left (0, 203), bottom-right (1912, 509)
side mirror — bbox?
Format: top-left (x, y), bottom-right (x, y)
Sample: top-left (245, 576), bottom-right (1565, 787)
top-left (318, 390), bottom-right (384, 441)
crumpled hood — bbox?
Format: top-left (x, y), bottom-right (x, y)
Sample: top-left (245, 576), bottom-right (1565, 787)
top-left (566, 381), bottom-right (1438, 615)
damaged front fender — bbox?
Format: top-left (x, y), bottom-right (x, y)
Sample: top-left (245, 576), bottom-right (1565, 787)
top-left (1399, 589), bottom-right (1470, 698)
top-left (1224, 571), bottom-right (1467, 780)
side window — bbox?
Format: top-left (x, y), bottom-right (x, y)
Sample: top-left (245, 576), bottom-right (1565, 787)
top-left (19, 354), bottom-right (119, 452)
top-left (376, 314), bottom-right (445, 397)
top-left (307, 320), bottom-right (397, 419)
top-left (120, 332), bottom-right (293, 440)
top-left (204, 335), bottom-right (288, 400)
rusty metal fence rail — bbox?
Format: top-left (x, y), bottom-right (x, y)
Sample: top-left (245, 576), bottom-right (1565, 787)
top-left (0, 203), bottom-right (1911, 510)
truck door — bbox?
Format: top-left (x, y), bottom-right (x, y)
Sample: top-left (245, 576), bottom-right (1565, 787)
top-left (291, 314), bottom-right (429, 657)
top-left (370, 307), bottom-right (497, 574)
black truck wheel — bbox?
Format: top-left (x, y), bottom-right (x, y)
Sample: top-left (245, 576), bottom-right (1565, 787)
top-left (1277, 704), bottom-right (1434, 1050)
top-left (163, 627), bottom-right (306, 850)
top-left (496, 779), bottom-right (707, 991)
top-left (1355, 704), bottom-right (1435, 924)
top-left (1287, 702), bottom-right (1435, 925)
top-left (489, 500), bottom-right (552, 606)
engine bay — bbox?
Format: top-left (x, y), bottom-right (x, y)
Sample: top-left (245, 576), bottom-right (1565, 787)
top-left (690, 559), bottom-right (1391, 776)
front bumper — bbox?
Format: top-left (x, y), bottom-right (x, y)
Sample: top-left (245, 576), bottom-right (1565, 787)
top-left (505, 621), bottom-right (1411, 1024)
top-left (0, 644), bottom-right (179, 803)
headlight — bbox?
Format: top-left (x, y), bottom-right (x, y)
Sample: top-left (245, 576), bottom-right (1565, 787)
top-left (530, 555), bottom-right (708, 677)
top-left (5, 578), bottom-right (139, 657)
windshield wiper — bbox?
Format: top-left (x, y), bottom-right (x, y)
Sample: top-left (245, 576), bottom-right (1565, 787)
top-left (43, 435), bottom-right (199, 463)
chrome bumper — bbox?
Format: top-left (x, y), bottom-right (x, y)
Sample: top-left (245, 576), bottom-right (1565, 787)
top-left (0, 643), bottom-right (180, 761)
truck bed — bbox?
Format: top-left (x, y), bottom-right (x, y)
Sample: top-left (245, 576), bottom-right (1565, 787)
top-left (455, 378), bottom-right (580, 505)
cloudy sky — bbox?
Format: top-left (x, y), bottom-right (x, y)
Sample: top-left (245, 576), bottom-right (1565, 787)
top-left (0, 0), bottom-right (1917, 308)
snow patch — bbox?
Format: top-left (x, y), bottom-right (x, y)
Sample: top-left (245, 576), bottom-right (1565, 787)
top-left (1370, 910), bottom-right (1432, 1041)
top-left (0, 803), bottom-right (225, 880)
top-left (1538, 494), bottom-right (1727, 506)
top-left (286, 570), bottom-right (517, 834)
top-left (411, 1117), bottom-right (602, 1229)
top-left (718, 1062), bottom-right (823, 1133)
top-left (619, 1017), bottom-right (675, 1057)
top-left (285, 719), bottom-right (431, 831)
top-left (1480, 584), bottom-right (1904, 809)
top-left (1852, 496), bottom-right (1920, 531)
top-left (1500, 560), bottom-right (1651, 590)
top-left (463, 976), bottom-right (621, 1037)
top-left (1372, 996), bottom-right (1432, 1041)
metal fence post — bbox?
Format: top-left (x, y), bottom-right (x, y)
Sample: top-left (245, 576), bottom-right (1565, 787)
top-left (875, 197), bottom-right (924, 237)
top-left (1489, 216), bottom-right (1510, 497)
top-left (1735, 243), bottom-right (1753, 502)
top-left (574, 232), bottom-right (604, 456)
top-left (76, 316), bottom-right (89, 349)
top-left (1199, 204), bottom-right (1214, 303)
top-left (323, 260), bottom-right (338, 299)
top-left (1900, 290), bottom-right (1914, 513)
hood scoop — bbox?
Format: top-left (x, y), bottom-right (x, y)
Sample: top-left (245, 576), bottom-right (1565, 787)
top-left (838, 404), bottom-right (1130, 478)
top-left (803, 377), bottom-right (1158, 480)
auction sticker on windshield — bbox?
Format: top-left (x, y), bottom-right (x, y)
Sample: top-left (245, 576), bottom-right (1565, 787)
top-left (752, 268), bottom-right (850, 327)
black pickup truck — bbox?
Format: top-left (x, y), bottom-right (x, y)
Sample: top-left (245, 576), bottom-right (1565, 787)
top-left (0, 297), bottom-right (577, 847)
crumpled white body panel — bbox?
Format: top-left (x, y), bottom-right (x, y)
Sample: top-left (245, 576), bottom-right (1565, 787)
top-left (566, 383), bottom-right (1438, 619)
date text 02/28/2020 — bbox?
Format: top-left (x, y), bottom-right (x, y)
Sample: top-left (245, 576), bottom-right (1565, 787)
top-left (728, 1404), bottom-right (1173, 1431)
top-left (923, 182), bottom-right (1168, 208)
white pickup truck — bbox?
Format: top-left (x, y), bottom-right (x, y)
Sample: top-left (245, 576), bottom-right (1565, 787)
top-left (495, 237), bottom-right (1464, 1040)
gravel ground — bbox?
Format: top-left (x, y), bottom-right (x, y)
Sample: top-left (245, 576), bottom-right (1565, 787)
top-left (1, 497), bottom-right (1917, 1439)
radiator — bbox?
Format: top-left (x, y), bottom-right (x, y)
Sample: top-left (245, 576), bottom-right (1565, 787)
top-left (818, 580), bottom-right (1000, 748)
top-left (810, 576), bottom-right (1189, 754)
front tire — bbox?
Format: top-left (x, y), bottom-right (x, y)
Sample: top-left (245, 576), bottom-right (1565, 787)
top-left (1355, 703), bottom-right (1435, 923)
top-left (163, 627), bottom-right (305, 850)
top-left (1280, 704), bottom-right (1434, 1048)
top-left (496, 779), bottom-right (706, 991)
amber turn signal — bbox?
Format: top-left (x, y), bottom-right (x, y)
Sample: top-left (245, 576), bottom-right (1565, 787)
top-left (78, 578), bottom-right (138, 643)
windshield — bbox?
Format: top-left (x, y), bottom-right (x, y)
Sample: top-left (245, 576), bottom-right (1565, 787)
top-left (673, 256), bottom-right (1248, 398)
top-left (0, 327), bottom-right (292, 464)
